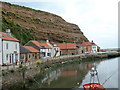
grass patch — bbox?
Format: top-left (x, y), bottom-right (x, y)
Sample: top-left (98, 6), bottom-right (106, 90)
top-left (9, 69), bottom-right (14, 73)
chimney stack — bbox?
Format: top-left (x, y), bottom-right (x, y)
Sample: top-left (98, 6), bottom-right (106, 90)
top-left (6, 28), bottom-right (11, 37)
top-left (46, 40), bottom-right (49, 43)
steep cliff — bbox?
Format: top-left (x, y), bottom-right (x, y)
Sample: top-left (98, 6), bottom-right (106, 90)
top-left (1, 2), bottom-right (89, 44)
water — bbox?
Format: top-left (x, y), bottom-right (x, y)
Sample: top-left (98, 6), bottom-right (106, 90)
top-left (9, 57), bottom-right (119, 89)
top-left (80, 58), bottom-right (118, 88)
top-left (38, 57), bottom-right (118, 88)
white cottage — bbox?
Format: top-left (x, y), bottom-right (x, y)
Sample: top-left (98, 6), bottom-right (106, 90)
top-left (25, 40), bottom-right (52, 59)
top-left (0, 29), bottom-right (20, 65)
top-left (40, 43), bottom-right (52, 58)
top-left (46, 40), bottom-right (60, 57)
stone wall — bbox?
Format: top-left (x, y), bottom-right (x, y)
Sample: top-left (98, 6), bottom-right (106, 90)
top-left (2, 66), bottom-right (40, 89)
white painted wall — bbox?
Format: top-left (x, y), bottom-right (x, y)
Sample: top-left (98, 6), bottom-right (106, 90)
top-left (92, 45), bottom-right (97, 53)
top-left (46, 41), bottom-right (60, 57)
top-left (2, 40), bottom-right (20, 64)
top-left (0, 38), bottom-right (2, 65)
top-left (52, 47), bottom-right (60, 57)
top-left (40, 48), bottom-right (52, 58)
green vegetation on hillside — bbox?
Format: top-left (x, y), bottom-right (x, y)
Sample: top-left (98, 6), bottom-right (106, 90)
top-left (2, 15), bottom-right (35, 45)
top-left (1, 1), bottom-right (89, 44)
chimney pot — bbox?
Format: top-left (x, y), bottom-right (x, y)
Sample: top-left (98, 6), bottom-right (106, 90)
top-left (46, 40), bottom-right (49, 43)
top-left (6, 29), bottom-right (11, 37)
top-left (6, 29), bottom-right (11, 33)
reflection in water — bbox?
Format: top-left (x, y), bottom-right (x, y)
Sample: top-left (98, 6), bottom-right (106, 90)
top-left (80, 57), bottom-right (118, 88)
top-left (40, 57), bottom-right (118, 88)
top-left (41, 60), bottom-right (101, 88)
top-left (41, 69), bottom-right (61, 85)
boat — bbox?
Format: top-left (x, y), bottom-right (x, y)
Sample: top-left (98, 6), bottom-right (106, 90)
top-left (83, 83), bottom-right (105, 90)
top-left (83, 64), bottom-right (105, 90)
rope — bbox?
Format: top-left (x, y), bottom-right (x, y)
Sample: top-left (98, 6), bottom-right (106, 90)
top-left (102, 70), bottom-right (117, 86)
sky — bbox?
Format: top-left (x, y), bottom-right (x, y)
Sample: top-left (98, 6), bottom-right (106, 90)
top-left (1, 0), bottom-right (119, 49)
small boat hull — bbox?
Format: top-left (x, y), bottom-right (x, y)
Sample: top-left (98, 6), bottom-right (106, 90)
top-left (83, 83), bottom-right (105, 90)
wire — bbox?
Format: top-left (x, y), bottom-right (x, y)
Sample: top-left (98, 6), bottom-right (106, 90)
top-left (102, 70), bottom-right (117, 86)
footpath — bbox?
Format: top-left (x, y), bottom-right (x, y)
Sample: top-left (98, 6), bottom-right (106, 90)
top-left (1, 52), bottom-right (120, 71)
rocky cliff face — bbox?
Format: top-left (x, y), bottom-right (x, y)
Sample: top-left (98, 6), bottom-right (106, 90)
top-left (1, 2), bottom-right (89, 44)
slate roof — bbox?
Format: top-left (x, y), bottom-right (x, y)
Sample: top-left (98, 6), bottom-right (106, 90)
top-left (20, 45), bottom-right (31, 53)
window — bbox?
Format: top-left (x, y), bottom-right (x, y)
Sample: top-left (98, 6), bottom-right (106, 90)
top-left (42, 52), bottom-right (46, 57)
top-left (15, 44), bottom-right (17, 49)
top-left (47, 53), bottom-right (51, 56)
top-left (33, 54), bottom-right (34, 57)
top-left (6, 54), bottom-right (8, 61)
top-left (29, 55), bottom-right (31, 58)
top-left (6, 43), bottom-right (8, 49)
top-left (15, 54), bottom-right (18, 59)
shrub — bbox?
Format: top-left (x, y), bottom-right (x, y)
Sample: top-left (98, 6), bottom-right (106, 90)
top-left (36, 60), bottom-right (42, 66)
top-left (2, 10), bottom-right (7, 15)
top-left (9, 69), bottom-right (14, 73)
top-left (32, 18), bottom-right (41, 23)
top-left (19, 64), bottom-right (23, 68)
top-left (20, 66), bottom-right (27, 71)
top-left (6, 11), bottom-right (16, 16)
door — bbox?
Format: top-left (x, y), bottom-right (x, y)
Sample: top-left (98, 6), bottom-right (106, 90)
top-left (12, 54), bottom-right (14, 64)
top-left (10, 55), bottom-right (11, 64)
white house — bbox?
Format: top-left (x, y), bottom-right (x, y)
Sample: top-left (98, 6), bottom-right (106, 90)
top-left (81, 41), bottom-right (100, 53)
top-left (92, 45), bottom-right (98, 53)
top-left (40, 43), bottom-right (52, 58)
top-left (46, 40), bottom-right (60, 57)
top-left (0, 29), bottom-right (20, 65)
top-left (25, 40), bottom-right (53, 59)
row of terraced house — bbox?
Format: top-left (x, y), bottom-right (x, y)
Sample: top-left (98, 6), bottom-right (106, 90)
top-left (0, 29), bottom-right (100, 65)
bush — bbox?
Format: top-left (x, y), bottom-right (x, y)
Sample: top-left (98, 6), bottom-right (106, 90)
top-left (6, 11), bottom-right (16, 16)
top-left (9, 69), bottom-right (14, 73)
top-left (19, 64), bottom-right (23, 68)
top-left (20, 66), bottom-right (27, 71)
top-left (32, 18), bottom-right (41, 23)
top-left (36, 60), bottom-right (42, 66)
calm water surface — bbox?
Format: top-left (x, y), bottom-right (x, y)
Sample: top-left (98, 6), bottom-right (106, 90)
top-left (39, 57), bottom-right (118, 88)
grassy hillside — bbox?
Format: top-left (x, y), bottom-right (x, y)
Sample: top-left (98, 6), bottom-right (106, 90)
top-left (2, 11), bottom-right (35, 44)
top-left (1, 1), bottom-right (89, 45)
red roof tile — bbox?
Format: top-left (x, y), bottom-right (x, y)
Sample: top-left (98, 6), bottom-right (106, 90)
top-left (0, 32), bottom-right (19, 42)
top-left (30, 40), bottom-right (52, 49)
top-left (40, 43), bottom-right (52, 49)
top-left (24, 46), bottom-right (39, 53)
top-left (57, 43), bottom-right (77, 50)
top-left (81, 42), bottom-right (96, 46)
top-left (31, 40), bottom-right (40, 47)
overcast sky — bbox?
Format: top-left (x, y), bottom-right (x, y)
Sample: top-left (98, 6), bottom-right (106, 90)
top-left (1, 0), bottom-right (119, 49)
